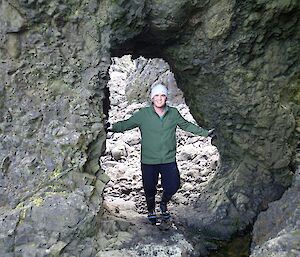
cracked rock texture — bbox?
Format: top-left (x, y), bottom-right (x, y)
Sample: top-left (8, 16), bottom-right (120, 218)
top-left (0, 1), bottom-right (111, 256)
top-left (250, 167), bottom-right (300, 257)
top-left (0, 0), bottom-right (300, 256)
top-left (108, 0), bottom-right (300, 251)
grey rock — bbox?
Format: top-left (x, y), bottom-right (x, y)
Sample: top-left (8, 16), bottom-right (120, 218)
top-left (0, 0), bottom-right (299, 256)
top-left (0, 1), bottom-right (26, 33)
top-left (124, 57), bottom-right (185, 105)
top-left (250, 168), bottom-right (300, 257)
top-left (111, 142), bottom-right (128, 161)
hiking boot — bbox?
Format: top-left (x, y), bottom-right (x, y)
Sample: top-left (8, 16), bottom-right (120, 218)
top-left (147, 210), bottom-right (157, 225)
top-left (160, 201), bottom-right (171, 221)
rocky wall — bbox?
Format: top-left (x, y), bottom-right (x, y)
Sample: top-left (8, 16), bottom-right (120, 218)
top-left (250, 167), bottom-right (300, 257)
top-left (108, 0), bottom-right (300, 241)
top-left (0, 0), bottom-right (300, 256)
top-left (0, 0), bottom-right (111, 256)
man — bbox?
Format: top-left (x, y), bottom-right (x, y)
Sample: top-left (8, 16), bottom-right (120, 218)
top-left (107, 84), bottom-right (214, 225)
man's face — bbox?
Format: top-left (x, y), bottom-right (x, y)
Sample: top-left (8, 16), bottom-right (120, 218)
top-left (152, 94), bottom-right (167, 108)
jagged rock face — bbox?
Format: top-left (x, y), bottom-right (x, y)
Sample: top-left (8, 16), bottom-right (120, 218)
top-left (124, 57), bottom-right (184, 104)
top-left (0, 1), bottom-right (111, 256)
top-left (250, 168), bottom-right (300, 257)
top-left (0, 0), bottom-right (299, 256)
top-left (109, 0), bottom-right (300, 237)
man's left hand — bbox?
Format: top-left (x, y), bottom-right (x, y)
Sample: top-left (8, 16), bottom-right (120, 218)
top-left (208, 129), bottom-right (215, 137)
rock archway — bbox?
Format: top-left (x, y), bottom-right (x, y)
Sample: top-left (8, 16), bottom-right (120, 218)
top-left (108, 0), bottom-right (299, 240)
top-left (98, 55), bottom-right (220, 256)
top-left (0, 0), bottom-right (299, 256)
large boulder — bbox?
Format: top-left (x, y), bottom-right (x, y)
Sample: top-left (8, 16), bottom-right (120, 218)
top-left (124, 57), bottom-right (183, 105)
top-left (250, 168), bottom-right (300, 257)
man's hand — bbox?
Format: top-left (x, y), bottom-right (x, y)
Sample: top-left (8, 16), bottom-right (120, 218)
top-left (208, 128), bottom-right (217, 146)
top-left (104, 121), bottom-right (112, 133)
top-left (208, 128), bottom-right (215, 137)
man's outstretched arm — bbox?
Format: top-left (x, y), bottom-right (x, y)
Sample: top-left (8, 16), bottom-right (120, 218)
top-left (110, 111), bottom-right (140, 133)
top-left (176, 109), bottom-right (210, 137)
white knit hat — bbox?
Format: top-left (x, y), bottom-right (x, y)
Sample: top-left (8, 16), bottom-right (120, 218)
top-left (150, 84), bottom-right (168, 99)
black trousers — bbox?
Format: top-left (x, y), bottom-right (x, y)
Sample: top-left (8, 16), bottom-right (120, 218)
top-left (141, 162), bottom-right (180, 211)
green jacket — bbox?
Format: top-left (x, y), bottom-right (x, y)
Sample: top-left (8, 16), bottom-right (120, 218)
top-left (111, 105), bottom-right (209, 164)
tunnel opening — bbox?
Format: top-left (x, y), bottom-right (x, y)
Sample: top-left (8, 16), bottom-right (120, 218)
top-left (0, 1), bottom-right (298, 256)
top-left (96, 54), bottom-right (232, 256)
top-left (101, 54), bottom-right (220, 215)
top-left (96, 54), bottom-right (257, 257)
top-left (97, 4), bottom-right (299, 253)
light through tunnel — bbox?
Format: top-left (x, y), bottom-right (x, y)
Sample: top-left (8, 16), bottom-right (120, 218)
top-left (100, 55), bottom-right (220, 217)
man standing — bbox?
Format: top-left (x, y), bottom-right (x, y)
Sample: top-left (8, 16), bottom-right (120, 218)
top-left (107, 84), bottom-right (214, 225)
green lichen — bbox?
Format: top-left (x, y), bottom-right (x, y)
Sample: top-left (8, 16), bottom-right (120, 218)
top-left (281, 73), bottom-right (300, 105)
top-left (289, 75), bottom-right (300, 106)
top-left (48, 184), bottom-right (63, 191)
top-left (16, 201), bottom-right (25, 209)
top-left (45, 191), bottom-right (68, 197)
top-left (49, 80), bottom-right (74, 97)
top-left (32, 197), bottom-right (44, 207)
top-left (292, 87), bottom-right (300, 106)
top-left (19, 208), bottom-right (27, 224)
top-left (50, 166), bottom-right (62, 180)
top-left (291, 230), bottom-right (300, 236)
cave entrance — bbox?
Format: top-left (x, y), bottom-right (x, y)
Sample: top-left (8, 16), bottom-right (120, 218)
top-left (100, 55), bottom-right (220, 217)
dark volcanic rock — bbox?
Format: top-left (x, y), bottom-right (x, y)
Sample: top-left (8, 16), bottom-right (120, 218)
top-left (0, 0), bottom-right (110, 256)
top-left (0, 0), bottom-right (300, 256)
top-left (109, 0), bottom-right (300, 243)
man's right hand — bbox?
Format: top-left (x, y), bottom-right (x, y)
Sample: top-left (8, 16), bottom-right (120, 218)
top-left (104, 121), bottom-right (112, 133)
